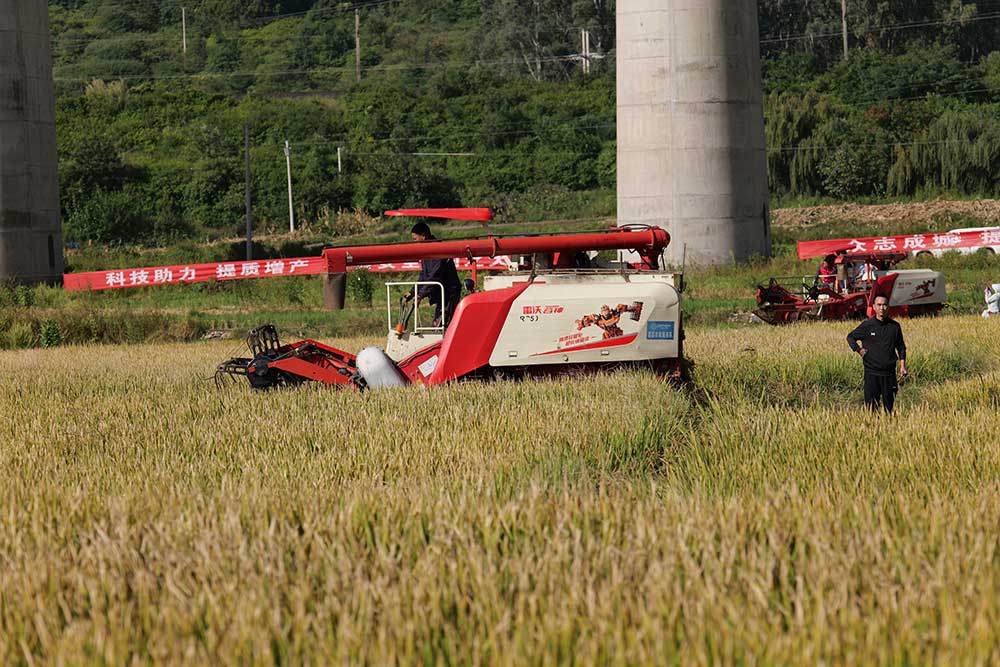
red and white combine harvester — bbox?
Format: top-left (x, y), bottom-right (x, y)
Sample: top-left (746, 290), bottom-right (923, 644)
top-left (753, 234), bottom-right (948, 325)
top-left (216, 225), bottom-right (684, 390)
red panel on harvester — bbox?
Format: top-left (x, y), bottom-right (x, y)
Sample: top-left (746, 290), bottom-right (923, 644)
top-left (419, 283), bottom-right (532, 385)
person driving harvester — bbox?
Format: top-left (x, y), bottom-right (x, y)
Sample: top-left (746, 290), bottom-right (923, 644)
top-left (403, 221), bottom-right (462, 327)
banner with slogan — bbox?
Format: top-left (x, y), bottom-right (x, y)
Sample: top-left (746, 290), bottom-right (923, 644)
top-left (797, 228), bottom-right (1000, 260)
top-left (63, 255), bottom-right (514, 292)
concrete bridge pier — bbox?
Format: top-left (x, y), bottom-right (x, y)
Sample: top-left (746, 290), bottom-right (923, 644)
top-left (0, 0), bottom-right (62, 285)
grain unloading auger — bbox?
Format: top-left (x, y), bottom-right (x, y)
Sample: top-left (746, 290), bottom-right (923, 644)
top-left (215, 226), bottom-right (684, 390)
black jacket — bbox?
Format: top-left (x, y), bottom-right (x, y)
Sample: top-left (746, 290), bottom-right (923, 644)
top-left (847, 317), bottom-right (906, 376)
top-left (417, 257), bottom-right (461, 302)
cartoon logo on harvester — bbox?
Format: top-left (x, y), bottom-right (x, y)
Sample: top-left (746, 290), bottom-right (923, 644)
top-left (911, 278), bottom-right (936, 299)
top-left (575, 302), bottom-right (643, 339)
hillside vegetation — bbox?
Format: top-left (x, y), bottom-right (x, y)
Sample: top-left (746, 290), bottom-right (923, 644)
top-left (46, 0), bottom-right (1000, 247)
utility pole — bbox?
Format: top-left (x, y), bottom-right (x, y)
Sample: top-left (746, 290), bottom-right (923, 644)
top-left (355, 8), bottom-right (361, 83)
top-left (284, 140), bottom-right (295, 233)
top-left (182, 7), bottom-right (187, 54)
top-left (841, 0), bottom-right (848, 60)
top-left (244, 124), bottom-right (252, 260)
top-left (337, 146), bottom-right (342, 174)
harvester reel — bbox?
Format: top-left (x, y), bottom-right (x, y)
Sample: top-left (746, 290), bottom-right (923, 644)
top-left (214, 324), bottom-right (306, 390)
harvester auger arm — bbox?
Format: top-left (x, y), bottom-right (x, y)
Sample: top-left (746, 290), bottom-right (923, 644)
top-left (321, 226), bottom-right (671, 273)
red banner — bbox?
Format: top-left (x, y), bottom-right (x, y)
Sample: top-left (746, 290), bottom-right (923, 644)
top-left (63, 255), bottom-right (514, 291)
top-left (797, 228), bottom-right (1000, 260)
top-left (384, 207), bottom-right (493, 221)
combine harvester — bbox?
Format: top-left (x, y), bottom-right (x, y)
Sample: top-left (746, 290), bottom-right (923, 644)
top-left (216, 224), bottom-right (685, 390)
top-left (754, 234), bottom-right (949, 325)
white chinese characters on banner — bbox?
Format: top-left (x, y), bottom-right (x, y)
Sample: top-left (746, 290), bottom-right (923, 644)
top-left (873, 236), bottom-right (897, 252)
top-left (798, 228), bottom-right (1000, 259)
top-left (932, 233), bottom-right (960, 248)
top-left (216, 264), bottom-right (237, 279)
top-left (65, 254), bottom-right (510, 291)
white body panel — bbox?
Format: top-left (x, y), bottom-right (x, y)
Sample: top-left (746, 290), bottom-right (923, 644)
top-left (885, 269), bottom-right (947, 307)
top-left (482, 272), bottom-right (681, 367)
top-left (385, 331), bottom-right (444, 362)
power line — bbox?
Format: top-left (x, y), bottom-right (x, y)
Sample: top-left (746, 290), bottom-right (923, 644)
top-left (760, 10), bottom-right (1000, 45)
top-left (52, 53), bottom-right (599, 82)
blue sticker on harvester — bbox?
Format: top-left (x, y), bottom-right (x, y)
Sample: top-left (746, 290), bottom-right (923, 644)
top-left (646, 321), bottom-right (674, 340)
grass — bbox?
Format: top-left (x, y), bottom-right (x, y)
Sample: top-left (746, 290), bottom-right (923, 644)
top-left (1, 316), bottom-right (999, 664)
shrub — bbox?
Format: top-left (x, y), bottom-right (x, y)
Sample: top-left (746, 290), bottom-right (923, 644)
top-left (40, 319), bottom-right (62, 348)
top-left (13, 285), bottom-right (34, 308)
top-left (2, 322), bottom-right (36, 349)
top-left (348, 269), bottom-right (375, 307)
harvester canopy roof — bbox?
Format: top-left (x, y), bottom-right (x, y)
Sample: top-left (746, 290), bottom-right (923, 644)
top-left (383, 208), bottom-right (493, 221)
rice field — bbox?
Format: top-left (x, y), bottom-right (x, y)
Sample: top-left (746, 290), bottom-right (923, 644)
top-left (2, 317), bottom-right (999, 665)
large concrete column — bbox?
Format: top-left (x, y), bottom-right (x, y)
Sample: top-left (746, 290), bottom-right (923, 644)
top-left (617, 0), bottom-right (770, 266)
top-left (0, 0), bottom-right (62, 284)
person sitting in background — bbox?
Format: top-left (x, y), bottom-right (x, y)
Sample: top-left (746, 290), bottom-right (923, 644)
top-left (854, 258), bottom-right (878, 284)
top-left (983, 284), bottom-right (1000, 318)
top-left (816, 254), bottom-right (836, 287)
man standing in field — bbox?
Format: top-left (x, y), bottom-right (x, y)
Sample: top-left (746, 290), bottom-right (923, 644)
top-left (847, 294), bottom-right (908, 413)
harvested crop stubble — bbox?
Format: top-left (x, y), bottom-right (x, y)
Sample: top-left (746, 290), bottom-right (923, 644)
top-left (1, 318), bottom-right (999, 665)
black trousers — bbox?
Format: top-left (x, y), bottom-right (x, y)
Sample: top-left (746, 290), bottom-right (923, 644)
top-left (863, 372), bottom-right (897, 413)
top-left (429, 290), bottom-right (460, 327)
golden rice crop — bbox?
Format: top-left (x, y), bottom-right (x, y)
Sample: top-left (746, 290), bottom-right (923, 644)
top-left (1, 316), bottom-right (998, 665)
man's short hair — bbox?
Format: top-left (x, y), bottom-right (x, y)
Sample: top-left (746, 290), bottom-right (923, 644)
top-left (874, 295), bottom-right (889, 304)
top-left (410, 221), bottom-right (432, 238)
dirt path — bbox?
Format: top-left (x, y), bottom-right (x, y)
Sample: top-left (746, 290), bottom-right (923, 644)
top-left (772, 199), bottom-right (1000, 229)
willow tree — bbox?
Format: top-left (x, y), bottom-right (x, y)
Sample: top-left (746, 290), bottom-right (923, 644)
top-left (765, 91), bottom-right (847, 195)
top-left (894, 108), bottom-right (1000, 195)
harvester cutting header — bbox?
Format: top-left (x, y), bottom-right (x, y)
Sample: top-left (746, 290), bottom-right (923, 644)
top-left (217, 214), bottom-right (684, 390)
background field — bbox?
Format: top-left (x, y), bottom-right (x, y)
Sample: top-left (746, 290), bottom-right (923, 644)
top-left (2, 317), bottom-right (999, 665)
top-left (1, 205), bottom-right (995, 352)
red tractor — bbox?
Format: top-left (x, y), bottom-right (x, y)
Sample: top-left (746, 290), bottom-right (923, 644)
top-left (216, 225), bottom-right (685, 390)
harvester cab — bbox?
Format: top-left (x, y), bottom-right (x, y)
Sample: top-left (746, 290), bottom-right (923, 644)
top-left (386, 280), bottom-right (447, 361)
